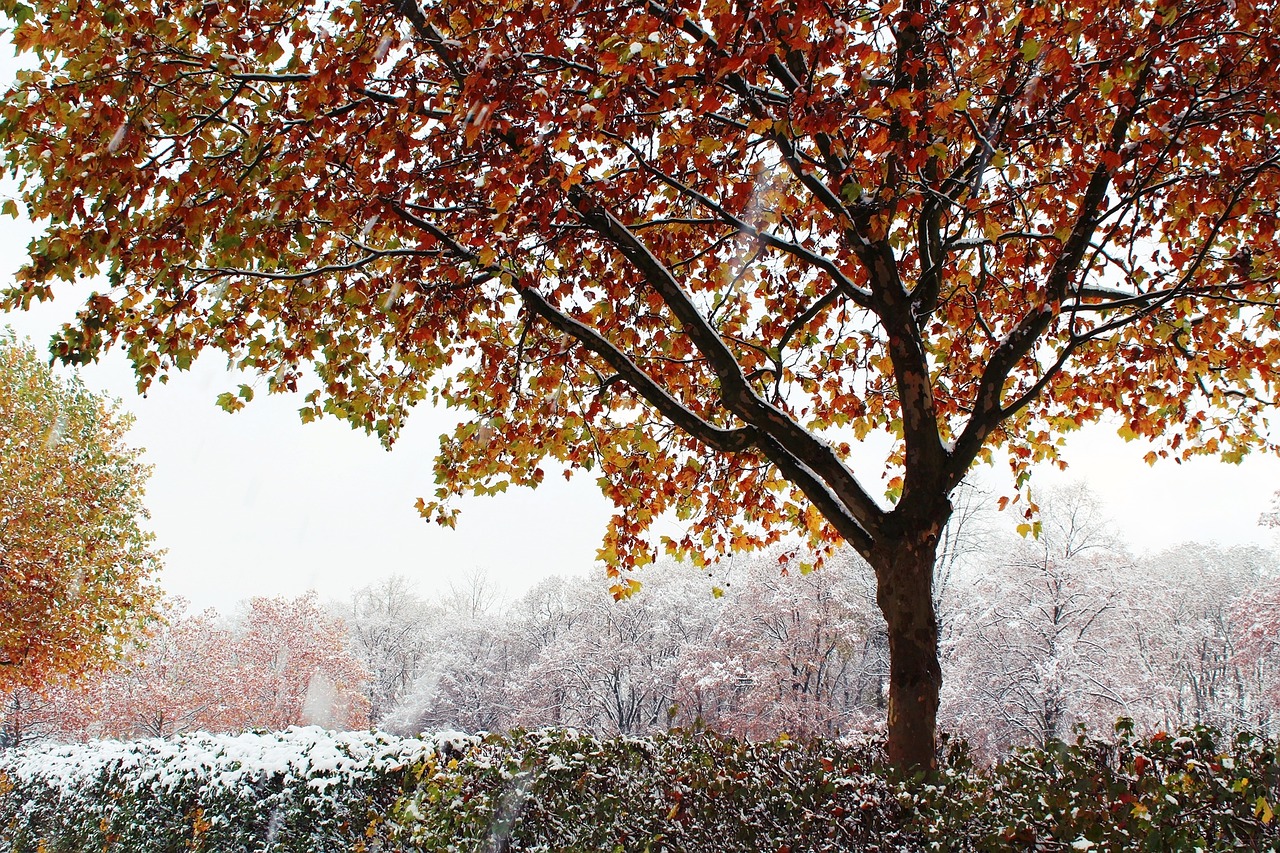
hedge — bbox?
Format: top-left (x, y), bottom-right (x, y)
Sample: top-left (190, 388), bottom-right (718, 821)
top-left (0, 726), bottom-right (443, 852)
top-left (2, 722), bottom-right (1277, 851)
top-left (389, 723), bottom-right (1280, 852)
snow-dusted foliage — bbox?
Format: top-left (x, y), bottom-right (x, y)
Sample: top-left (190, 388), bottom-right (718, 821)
top-left (0, 727), bottom-right (435, 851)
top-left (390, 725), bottom-right (1279, 851)
top-left (393, 728), bottom-right (905, 851)
top-left (7, 484), bottom-right (1277, 762)
top-left (347, 575), bottom-right (437, 722)
top-left (939, 485), bottom-right (1280, 757)
top-left (1, 595), bottom-right (371, 745)
top-left (672, 550), bottom-right (886, 739)
top-left (363, 496), bottom-right (1280, 752)
top-left (2, 724), bottom-right (1277, 850)
top-left (514, 567), bottom-right (715, 735)
top-left (940, 485), bottom-right (1137, 754)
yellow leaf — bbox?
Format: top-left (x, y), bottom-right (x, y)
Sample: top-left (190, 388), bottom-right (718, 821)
top-left (609, 578), bottom-right (642, 600)
top-left (886, 90), bottom-right (914, 110)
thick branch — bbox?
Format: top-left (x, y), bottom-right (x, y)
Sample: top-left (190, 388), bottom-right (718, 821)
top-left (571, 190), bottom-right (886, 536)
top-left (392, 1), bottom-right (888, 542)
top-left (519, 288), bottom-right (759, 454)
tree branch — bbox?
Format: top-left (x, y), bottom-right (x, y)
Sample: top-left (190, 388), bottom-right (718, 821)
top-left (518, 287), bottom-right (759, 454)
top-left (570, 189), bottom-right (886, 537)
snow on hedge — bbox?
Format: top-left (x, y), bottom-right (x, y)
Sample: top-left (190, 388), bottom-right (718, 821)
top-left (2, 724), bottom-right (1277, 851)
top-left (0, 727), bottom-right (464, 852)
top-left (5, 726), bottom-right (426, 792)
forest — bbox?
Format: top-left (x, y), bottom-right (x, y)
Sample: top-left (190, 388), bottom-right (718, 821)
top-left (6, 485), bottom-right (1277, 764)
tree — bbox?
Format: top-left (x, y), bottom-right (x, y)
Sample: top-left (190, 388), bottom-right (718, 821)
top-left (0, 332), bottom-right (161, 692)
top-left (942, 486), bottom-right (1134, 754)
top-left (676, 549), bottom-right (885, 739)
top-left (4, 0), bottom-right (1280, 770)
top-left (348, 574), bottom-right (436, 723)
top-left (1227, 560), bottom-right (1280, 729)
top-left (516, 567), bottom-right (709, 734)
top-left (18, 595), bottom-right (372, 741)
top-left (47, 600), bottom-right (243, 739)
top-left (388, 599), bottom-right (521, 733)
top-left (0, 686), bottom-right (69, 747)
top-left (230, 593), bottom-right (371, 730)
top-left (1261, 491), bottom-right (1280, 529)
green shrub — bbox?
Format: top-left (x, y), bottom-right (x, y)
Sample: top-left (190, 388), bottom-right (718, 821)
top-left (390, 724), bottom-right (1280, 852)
top-left (913, 720), bottom-right (1280, 851)
top-left (392, 728), bottom-right (905, 852)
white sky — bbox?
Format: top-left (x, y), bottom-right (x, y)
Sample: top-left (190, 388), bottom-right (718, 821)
top-left (1, 59), bottom-right (1276, 614)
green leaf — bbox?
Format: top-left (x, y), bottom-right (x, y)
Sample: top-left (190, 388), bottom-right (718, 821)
top-left (216, 391), bottom-right (243, 413)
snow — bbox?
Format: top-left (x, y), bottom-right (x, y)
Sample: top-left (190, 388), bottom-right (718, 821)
top-left (106, 123), bottom-right (127, 153)
top-left (1, 726), bottom-right (436, 800)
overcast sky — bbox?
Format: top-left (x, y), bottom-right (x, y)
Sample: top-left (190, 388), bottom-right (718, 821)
top-left (1, 65), bottom-right (1276, 615)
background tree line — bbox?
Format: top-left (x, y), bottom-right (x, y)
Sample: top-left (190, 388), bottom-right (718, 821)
top-left (6, 485), bottom-right (1276, 758)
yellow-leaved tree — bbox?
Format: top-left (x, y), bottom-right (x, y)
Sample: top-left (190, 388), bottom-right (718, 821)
top-left (0, 333), bottom-right (161, 692)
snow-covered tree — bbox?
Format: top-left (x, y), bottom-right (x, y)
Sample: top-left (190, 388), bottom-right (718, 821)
top-left (674, 550), bottom-right (884, 739)
top-left (518, 568), bottom-right (714, 735)
top-left (1236, 572), bottom-right (1280, 727)
top-left (231, 593), bottom-right (371, 730)
top-left (1133, 544), bottom-right (1280, 734)
top-left (348, 575), bottom-right (437, 723)
top-left (72, 602), bottom-right (236, 739)
top-left (941, 485), bottom-right (1136, 754)
top-left (384, 571), bottom-right (520, 733)
top-left (9, 595), bottom-right (372, 742)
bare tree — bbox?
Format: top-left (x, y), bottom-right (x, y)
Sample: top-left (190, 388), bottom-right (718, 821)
top-left (942, 485), bottom-right (1133, 754)
top-left (349, 575), bottom-right (437, 722)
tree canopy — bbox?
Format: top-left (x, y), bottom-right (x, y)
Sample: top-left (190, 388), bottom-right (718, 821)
top-left (2, 0), bottom-right (1278, 768)
top-left (0, 333), bottom-right (161, 692)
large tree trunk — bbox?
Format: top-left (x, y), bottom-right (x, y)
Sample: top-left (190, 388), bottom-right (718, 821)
top-left (872, 529), bottom-right (944, 772)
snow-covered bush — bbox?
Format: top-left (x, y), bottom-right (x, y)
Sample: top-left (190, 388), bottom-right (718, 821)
top-left (390, 725), bottom-right (1280, 852)
top-left (0, 727), bottom-right (434, 852)
top-left (3, 724), bottom-right (1276, 851)
top-left (392, 728), bottom-right (904, 852)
